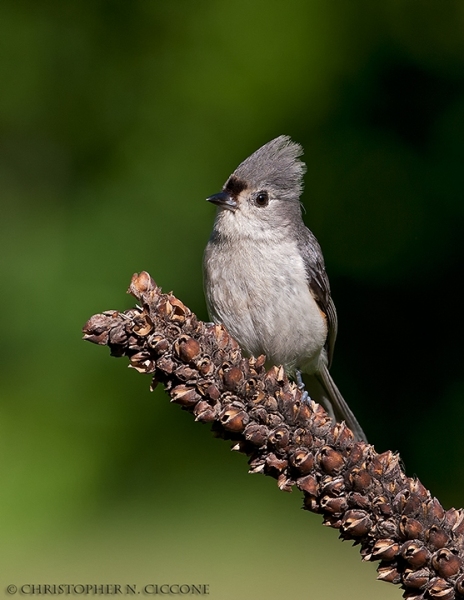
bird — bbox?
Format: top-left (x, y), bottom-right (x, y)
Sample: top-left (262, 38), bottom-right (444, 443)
top-left (203, 135), bottom-right (366, 442)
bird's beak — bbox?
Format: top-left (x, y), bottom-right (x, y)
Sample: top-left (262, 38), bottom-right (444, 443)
top-left (206, 191), bottom-right (238, 212)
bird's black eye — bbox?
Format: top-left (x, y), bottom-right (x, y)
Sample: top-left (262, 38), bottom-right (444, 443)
top-left (254, 191), bottom-right (269, 207)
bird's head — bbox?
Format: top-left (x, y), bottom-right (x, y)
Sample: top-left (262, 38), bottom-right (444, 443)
top-left (207, 135), bottom-right (306, 240)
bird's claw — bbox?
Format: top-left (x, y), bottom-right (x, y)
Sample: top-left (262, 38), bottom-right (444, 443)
top-left (296, 370), bottom-right (311, 403)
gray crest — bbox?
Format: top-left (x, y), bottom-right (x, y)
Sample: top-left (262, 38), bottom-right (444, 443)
top-left (228, 135), bottom-right (306, 201)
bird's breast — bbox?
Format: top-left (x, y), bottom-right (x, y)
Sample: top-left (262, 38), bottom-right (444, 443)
top-left (204, 237), bottom-right (328, 374)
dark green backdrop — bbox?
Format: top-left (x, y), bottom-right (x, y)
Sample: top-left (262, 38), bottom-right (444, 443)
top-left (2, 2), bottom-right (463, 599)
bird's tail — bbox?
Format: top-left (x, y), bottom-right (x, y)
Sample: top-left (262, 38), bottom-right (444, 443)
top-left (307, 365), bottom-right (367, 442)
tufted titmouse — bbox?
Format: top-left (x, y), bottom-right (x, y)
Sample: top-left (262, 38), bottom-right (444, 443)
top-left (203, 135), bottom-right (366, 442)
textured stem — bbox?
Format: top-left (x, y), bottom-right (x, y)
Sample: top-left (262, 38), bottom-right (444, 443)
top-left (83, 272), bottom-right (464, 600)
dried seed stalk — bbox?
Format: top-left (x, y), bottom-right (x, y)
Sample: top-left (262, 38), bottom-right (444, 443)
top-left (83, 272), bottom-right (464, 600)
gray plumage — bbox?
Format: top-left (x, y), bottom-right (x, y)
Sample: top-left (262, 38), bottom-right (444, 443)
top-left (203, 135), bottom-right (366, 442)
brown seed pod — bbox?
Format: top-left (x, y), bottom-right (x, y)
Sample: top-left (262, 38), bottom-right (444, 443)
top-left (265, 453), bottom-right (288, 474)
top-left (427, 525), bottom-right (450, 550)
top-left (426, 577), bottom-right (455, 600)
top-left (401, 541), bottom-right (431, 569)
top-left (83, 311), bottom-right (122, 345)
top-left (243, 423), bottom-right (269, 447)
top-left (108, 322), bottom-right (129, 346)
top-left (370, 539), bottom-right (401, 561)
top-left (318, 446), bottom-right (345, 475)
top-left (331, 421), bottom-right (355, 446)
top-left (174, 336), bottom-right (201, 363)
top-left (320, 475), bottom-right (345, 497)
top-left (251, 354), bottom-right (266, 371)
top-left (156, 356), bottom-right (177, 374)
top-left (399, 516), bottom-right (424, 540)
top-left (170, 385), bottom-right (201, 407)
top-left (222, 366), bottom-right (244, 391)
top-left (347, 492), bottom-right (370, 511)
top-left (196, 356), bottom-right (215, 377)
top-left (403, 568), bottom-right (431, 590)
top-left (148, 335), bottom-right (170, 355)
top-left (320, 495), bottom-right (348, 516)
top-left (455, 573), bottom-right (464, 596)
top-left (349, 467), bottom-right (372, 492)
top-left (193, 400), bottom-right (218, 423)
top-left (167, 296), bottom-right (189, 324)
top-left (277, 474), bottom-right (294, 492)
top-left (129, 352), bottom-right (155, 373)
top-left (372, 495), bottom-right (393, 518)
top-left (268, 425), bottom-right (290, 451)
top-left (133, 313), bottom-right (153, 336)
top-left (375, 517), bottom-right (399, 539)
top-left (377, 562), bottom-right (401, 584)
top-left (292, 428), bottom-right (313, 447)
top-left (218, 406), bottom-right (249, 433)
top-left (296, 474), bottom-right (319, 496)
top-left (174, 365), bottom-right (197, 382)
top-left (431, 548), bottom-right (461, 578)
top-left (289, 448), bottom-right (315, 475)
top-left (341, 510), bottom-right (372, 537)
top-left (128, 271), bottom-right (158, 296)
top-left (426, 498), bottom-right (446, 522)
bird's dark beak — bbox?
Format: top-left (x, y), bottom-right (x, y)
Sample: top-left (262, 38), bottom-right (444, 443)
top-left (206, 191), bottom-right (238, 212)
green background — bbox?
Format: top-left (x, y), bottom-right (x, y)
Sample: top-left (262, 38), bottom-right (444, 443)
top-left (2, 2), bottom-right (464, 598)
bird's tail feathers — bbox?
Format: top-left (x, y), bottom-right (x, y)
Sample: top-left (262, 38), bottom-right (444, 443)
top-left (312, 365), bottom-right (367, 442)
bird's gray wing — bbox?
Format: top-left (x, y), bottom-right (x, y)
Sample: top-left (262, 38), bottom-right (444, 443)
top-left (297, 225), bottom-right (367, 441)
top-left (296, 226), bottom-right (337, 368)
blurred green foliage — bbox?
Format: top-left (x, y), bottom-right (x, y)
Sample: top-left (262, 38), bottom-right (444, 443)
top-left (1, 1), bottom-right (464, 598)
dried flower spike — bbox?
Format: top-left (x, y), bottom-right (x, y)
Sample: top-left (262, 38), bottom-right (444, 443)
top-left (83, 272), bottom-right (464, 598)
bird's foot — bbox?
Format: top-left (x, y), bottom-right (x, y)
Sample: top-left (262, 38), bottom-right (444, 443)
top-left (295, 370), bottom-right (310, 403)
